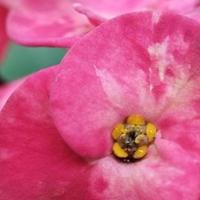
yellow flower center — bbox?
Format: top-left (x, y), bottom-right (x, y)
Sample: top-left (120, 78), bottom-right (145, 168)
top-left (112, 115), bottom-right (157, 163)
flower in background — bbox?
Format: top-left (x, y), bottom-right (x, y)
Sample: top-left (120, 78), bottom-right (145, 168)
top-left (74, 0), bottom-right (199, 18)
top-left (1, 12), bottom-right (200, 199)
top-left (0, 0), bottom-right (15, 84)
top-left (0, 0), bottom-right (20, 62)
top-left (0, 4), bottom-right (8, 62)
top-left (4, 0), bottom-right (200, 48)
top-left (6, 0), bottom-right (93, 48)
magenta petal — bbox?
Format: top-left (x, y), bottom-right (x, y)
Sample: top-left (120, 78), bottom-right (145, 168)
top-left (0, 67), bottom-right (92, 199)
top-left (0, 80), bottom-right (24, 110)
top-left (0, 6), bottom-right (8, 61)
top-left (7, 0), bottom-right (92, 47)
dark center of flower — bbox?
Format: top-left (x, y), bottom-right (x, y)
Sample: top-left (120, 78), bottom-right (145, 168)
top-left (112, 115), bottom-right (157, 163)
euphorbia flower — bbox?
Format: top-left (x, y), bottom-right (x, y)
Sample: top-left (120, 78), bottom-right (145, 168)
top-left (1, 12), bottom-right (200, 199)
top-left (5, 0), bottom-right (200, 48)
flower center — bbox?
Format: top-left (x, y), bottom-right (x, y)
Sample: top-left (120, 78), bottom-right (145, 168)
top-left (112, 115), bottom-right (157, 163)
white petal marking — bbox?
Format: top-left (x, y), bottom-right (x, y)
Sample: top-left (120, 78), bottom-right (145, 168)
top-left (94, 65), bottom-right (124, 108)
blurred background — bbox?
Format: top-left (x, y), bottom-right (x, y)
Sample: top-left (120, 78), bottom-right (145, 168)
top-left (0, 43), bottom-right (66, 82)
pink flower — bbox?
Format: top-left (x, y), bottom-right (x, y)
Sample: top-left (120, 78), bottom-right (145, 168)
top-left (1, 12), bottom-right (200, 199)
top-left (5, 0), bottom-right (200, 48)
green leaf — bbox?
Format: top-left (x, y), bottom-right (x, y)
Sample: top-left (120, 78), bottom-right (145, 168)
top-left (0, 43), bottom-right (66, 81)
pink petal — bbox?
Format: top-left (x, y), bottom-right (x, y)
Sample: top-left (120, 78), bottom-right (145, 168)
top-left (0, 80), bottom-right (24, 110)
top-left (0, 6), bottom-right (8, 62)
top-left (50, 12), bottom-right (153, 159)
top-left (187, 7), bottom-right (200, 22)
top-left (88, 139), bottom-right (200, 200)
top-left (7, 0), bottom-right (199, 48)
top-left (0, 0), bottom-right (20, 8)
top-left (74, 0), bottom-right (144, 18)
top-left (7, 0), bottom-right (93, 47)
top-left (73, 3), bottom-right (106, 26)
top-left (151, 13), bottom-right (200, 159)
top-left (51, 12), bottom-right (200, 161)
top-left (74, 0), bottom-right (198, 20)
top-left (0, 67), bottom-right (92, 199)
top-left (143, 0), bottom-right (198, 13)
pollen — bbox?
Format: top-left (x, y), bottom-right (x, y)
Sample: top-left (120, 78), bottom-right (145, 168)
top-left (112, 115), bottom-right (157, 163)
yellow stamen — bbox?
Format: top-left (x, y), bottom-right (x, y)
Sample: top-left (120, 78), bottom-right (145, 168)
top-left (127, 115), bottom-right (145, 126)
top-left (112, 114), bottom-right (157, 163)
top-left (133, 145), bottom-right (148, 159)
top-left (112, 123), bottom-right (126, 140)
top-left (146, 123), bottom-right (156, 142)
top-left (134, 134), bottom-right (148, 145)
top-left (112, 142), bottom-right (128, 158)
